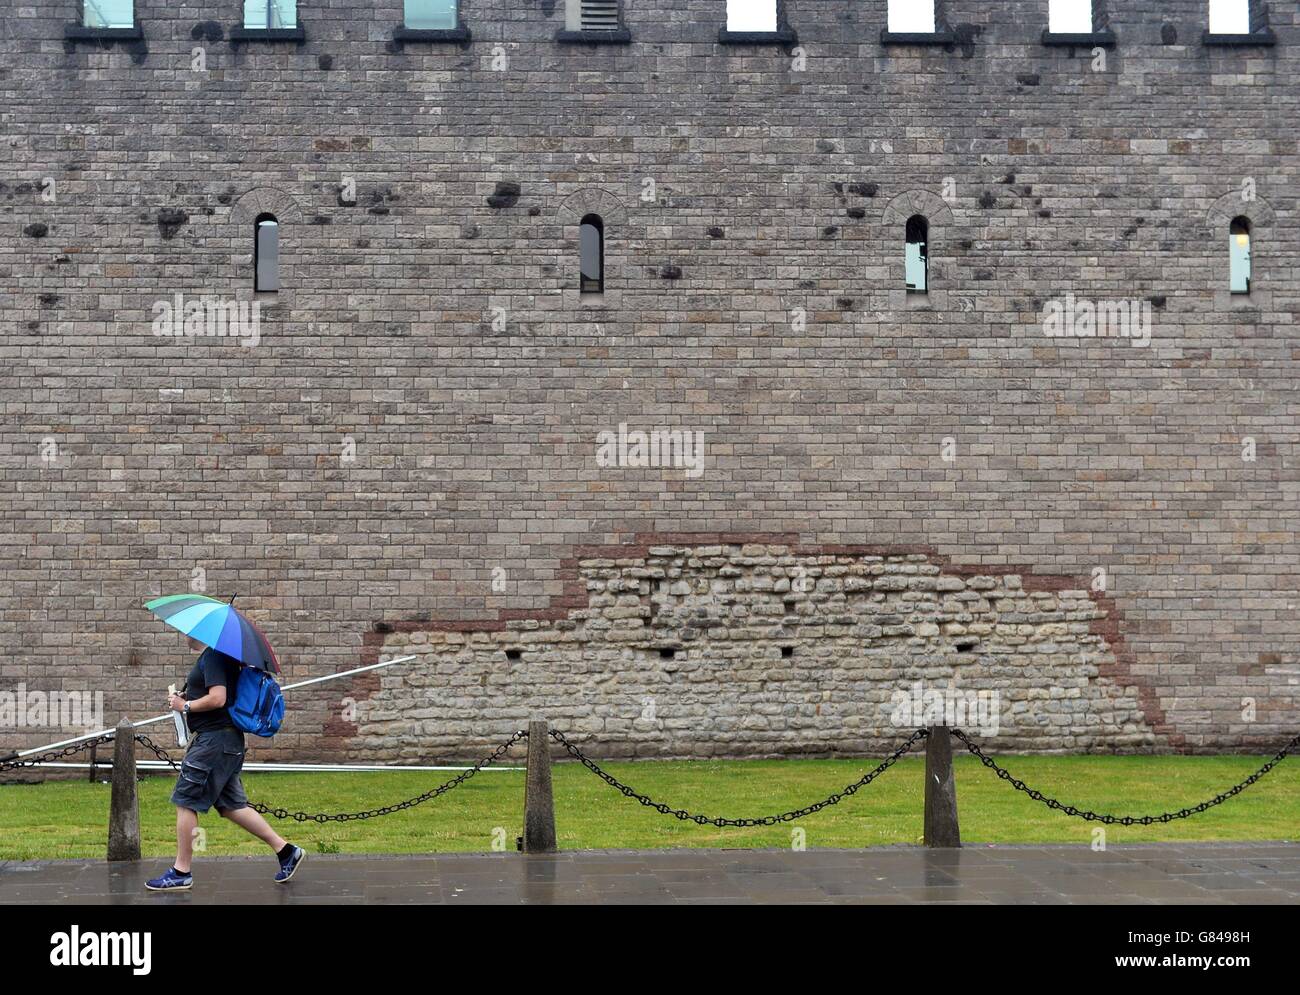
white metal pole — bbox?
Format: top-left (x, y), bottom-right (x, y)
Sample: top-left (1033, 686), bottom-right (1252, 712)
top-left (26, 760), bottom-right (523, 774)
top-left (276, 655), bottom-right (420, 693)
top-left (13, 654), bottom-right (421, 758)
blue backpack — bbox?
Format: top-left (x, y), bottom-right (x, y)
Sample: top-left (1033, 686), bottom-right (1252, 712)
top-left (229, 665), bottom-right (285, 737)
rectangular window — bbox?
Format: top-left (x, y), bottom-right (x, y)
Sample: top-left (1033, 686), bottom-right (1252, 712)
top-left (580, 216), bottom-right (604, 294)
top-left (83, 0), bottom-right (134, 28)
top-left (244, 0), bottom-right (299, 30)
top-left (1048, 0), bottom-right (1094, 34)
top-left (256, 217), bottom-right (280, 293)
top-left (905, 216), bottom-right (929, 293)
top-left (1229, 220), bottom-right (1251, 294)
top-left (405, 0), bottom-right (458, 30)
top-left (888, 0), bottom-right (936, 34)
top-left (728, 0), bottom-right (777, 33)
top-left (1209, 0), bottom-right (1250, 35)
top-left (904, 244), bottom-right (927, 291)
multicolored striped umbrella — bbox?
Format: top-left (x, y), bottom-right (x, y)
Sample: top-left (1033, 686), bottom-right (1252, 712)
top-left (143, 594), bottom-right (280, 673)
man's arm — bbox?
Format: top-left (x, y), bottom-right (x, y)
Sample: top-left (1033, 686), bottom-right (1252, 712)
top-left (170, 684), bottom-right (227, 712)
top-left (180, 685), bottom-right (227, 712)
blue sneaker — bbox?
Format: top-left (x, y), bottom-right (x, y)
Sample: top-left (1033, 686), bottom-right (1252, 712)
top-left (145, 866), bottom-right (193, 891)
top-left (275, 845), bottom-right (304, 883)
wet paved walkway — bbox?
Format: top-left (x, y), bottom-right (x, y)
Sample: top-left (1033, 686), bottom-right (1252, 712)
top-left (2, 843), bottom-right (1296, 904)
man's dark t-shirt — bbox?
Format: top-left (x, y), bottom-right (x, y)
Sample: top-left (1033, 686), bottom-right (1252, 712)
top-left (183, 648), bottom-right (242, 734)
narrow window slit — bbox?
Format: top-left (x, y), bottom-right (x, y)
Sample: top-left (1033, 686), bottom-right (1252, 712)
top-left (1229, 216), bottom-right (1252, 294)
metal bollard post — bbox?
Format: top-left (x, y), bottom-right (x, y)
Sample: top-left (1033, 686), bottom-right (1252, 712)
top-left (924, 726), bottom-right (961, 848)
top-left (522, 719), bottom-right (558, 853)
top-left (106, 720), bottom-right (142, 862)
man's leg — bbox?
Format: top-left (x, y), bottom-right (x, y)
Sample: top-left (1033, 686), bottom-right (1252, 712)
top-left (213, 756), bottom-right (302, 881)
top-left (220, 805), bottom-right (287, 852)
top-left (175, 806), bottom-right (198, 874)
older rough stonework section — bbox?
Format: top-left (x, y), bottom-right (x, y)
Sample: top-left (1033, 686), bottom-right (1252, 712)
top-left (360, 545), bottom-right (1154, 760)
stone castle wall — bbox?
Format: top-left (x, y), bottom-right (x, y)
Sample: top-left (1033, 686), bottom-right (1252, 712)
top-left (1, 1), bottom-right (1297, 762)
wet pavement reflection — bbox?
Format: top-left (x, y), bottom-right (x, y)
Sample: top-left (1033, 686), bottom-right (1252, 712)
top-left (2, 843), bottom-right (1296, 905)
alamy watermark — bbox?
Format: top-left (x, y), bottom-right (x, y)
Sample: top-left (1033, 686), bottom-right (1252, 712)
top-left (49, 927), bottom-right (151, 975)
top-left (595, 423), bottom-right (705, 479)
top-left (1040, 293), bottom-right (1151, 348)
top-left (887, 681), bottom-right (1001, 736)
top-left (151, 293), bottom-right (261, 348)
top-left (0, 684), bottom-right (104, 732)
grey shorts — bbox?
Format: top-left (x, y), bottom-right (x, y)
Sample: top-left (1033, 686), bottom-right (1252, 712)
top-left (170, 727), bottom-right (249, 814)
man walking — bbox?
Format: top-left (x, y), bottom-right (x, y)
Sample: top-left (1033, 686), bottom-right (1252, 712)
top-left (146, 637), bottom-right (304, 891)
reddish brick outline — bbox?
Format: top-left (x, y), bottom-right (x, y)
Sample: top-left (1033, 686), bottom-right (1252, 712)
top-left (348, 533), bottom-right (1178, 747)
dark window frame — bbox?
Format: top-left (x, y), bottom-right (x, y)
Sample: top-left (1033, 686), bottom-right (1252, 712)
top-left (394, 0), bottom-right (472, 43)
top-left (1229, 215), bottom-right (1252, 295)
top-left (1204, 0), bottom-right (1276, 46)
top-left (231, 0), bottom-right (306, 42)
top-left (1042, 0), bottom-right (1117, 47)
top-left (579, 214), bottom-right (605, 295)
top-left (66, 0), bottom-right (143, 41)
top-left (718, 0), bottom-right (798, 46)
top-left (880, 0), bottom-right (956, 45)
top-left (905, 214), bottom-right (929, 294)
top-left (81, 0), bottom-right (135, 28)
top-left (254, 213), bottom-right (281, 293)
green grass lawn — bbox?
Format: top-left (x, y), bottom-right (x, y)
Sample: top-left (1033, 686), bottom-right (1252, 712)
top-left (1, 754), bottom-right (1295, 859)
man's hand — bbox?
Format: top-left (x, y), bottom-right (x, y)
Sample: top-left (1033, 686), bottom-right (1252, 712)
top-left (168, 693), bottom-right (186, 713)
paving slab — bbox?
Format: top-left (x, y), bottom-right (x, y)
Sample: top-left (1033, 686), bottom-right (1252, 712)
top-left (1, 844), bottom-right (1296, 905)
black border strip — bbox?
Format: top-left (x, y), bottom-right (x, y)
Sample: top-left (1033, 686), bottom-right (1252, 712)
top-left (64, 25), bottom-right (144, 41)
top-left (880, 30), bottom-right (956, 45)
top-left (229, 26), bottom-right (307, 43)
top-left (393, 26), bottom-right (472, 43)
top-left (555, 28), bottom-right (632, 45)
top-left (1042, 29), bottom-right (1117, 48)
top-left (717, 29), bottom-right (797, 46)
top-left (1202, 30), bottom-right (1277, 47)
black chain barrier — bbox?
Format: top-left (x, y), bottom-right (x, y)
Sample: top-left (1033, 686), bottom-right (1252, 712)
top-left (549, 726), bottom-right (930, 827)
top-left (5, 726), bottom-right (1297, 832)
top-left (0, 732), bottom-right (119, 773)
top-left (246, 730), bottom-right (529, 823)
top-left (0, 732), bottom-right (179, 781)
top-left (135, 734), bottom-right (181, 770)
top-left (1, 729), bottom-right (529, 824)
top-left (951, 727), bottom-right (1300, 826)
